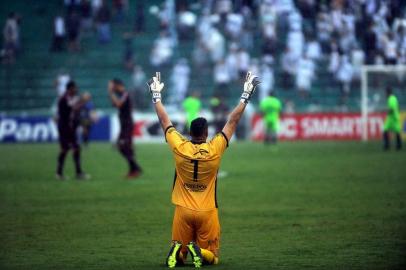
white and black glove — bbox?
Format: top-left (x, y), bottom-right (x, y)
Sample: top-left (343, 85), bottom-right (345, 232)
top-left (240, 71), bottom-right (260, 104)
top-left (147, 72), bottom-right (164, 103)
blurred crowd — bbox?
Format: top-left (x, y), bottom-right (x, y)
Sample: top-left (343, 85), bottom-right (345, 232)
top-left (148, 0), bottom-right (406, 104)
top-left (2, 0), bottom-right (406, 108)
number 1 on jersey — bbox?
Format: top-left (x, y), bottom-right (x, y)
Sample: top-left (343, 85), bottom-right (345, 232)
top-left (191, 159), bottom-right (198, 181)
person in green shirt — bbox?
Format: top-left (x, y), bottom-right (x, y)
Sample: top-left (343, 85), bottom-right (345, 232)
top-left (383, 87), bottom-right (402, 150)
top-left (182, 92), bottom-right (202, 132)
top-left (259, 93), bottom-right (282, 145)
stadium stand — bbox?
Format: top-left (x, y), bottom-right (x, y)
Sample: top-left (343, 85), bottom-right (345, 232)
top-left (0, 0), bottom-right (405, 113)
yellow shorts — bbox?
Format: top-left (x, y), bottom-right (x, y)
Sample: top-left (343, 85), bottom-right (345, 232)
top-left (172, 205), bottom-right (220, 257)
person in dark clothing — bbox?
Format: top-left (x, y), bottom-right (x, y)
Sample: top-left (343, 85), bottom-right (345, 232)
top-left (96, 1), bottom-right (111, 43)
top-left (79, 92), bottom-right (94, 146)
top-left (134, 1), bottom-right (145, 33)
top-left (66, 11), bottom-right (81, 51)
top-left (108, 79), bottom-right (142, 179)
top-left (56, 81), bottom-right (90, 180)
top-left (364, 23), bottom-right (377, 64)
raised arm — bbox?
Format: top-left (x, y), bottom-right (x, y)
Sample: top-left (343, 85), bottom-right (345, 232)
top-left (147, 72), bottom-right (173, 132)
top-left (222, 102), bottom-right (247, 140)
top-left (154, 100), bottom-right (173, 132)
top-left (108, 81), bottom-right (126, 108)
top-left (222, 72), bottom-right (260, 141)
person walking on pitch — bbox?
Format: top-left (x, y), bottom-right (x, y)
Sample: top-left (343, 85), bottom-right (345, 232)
top-left (383, 87), bottom-right (402, 150)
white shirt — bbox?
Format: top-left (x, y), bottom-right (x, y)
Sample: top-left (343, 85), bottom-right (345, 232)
top-left (259, 64), bottom-right (274, 100)
top-left (282, 50), bottom-right (298, 75)
top-left (54, 17), bottom-right (65, 36)
top-left (214, 62), bottom-right (230, 84)
top-left (226, 13), bottom-right (244, 37)
top-left (384, 39), bottom-right (397, 59)
top-left (56, 74), bottom-right (71, 97)
top-left (237, 51), bottom-right (250, 72)
top-left (306, 41), bottom-right (321, 60)
top-left (296, 58), bottom-right (315, 89)
top-left (337, 58), bottom-right (353, 83)
top-left (225, 52), bottom-right (238, 80)
top-left (287, 30), bottom-right (304, 58)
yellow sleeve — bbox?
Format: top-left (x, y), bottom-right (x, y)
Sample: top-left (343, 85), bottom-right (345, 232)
top-left (165, 126), bottom-right (186, 151)
top-left (210, 131), bottom-right (229, 156)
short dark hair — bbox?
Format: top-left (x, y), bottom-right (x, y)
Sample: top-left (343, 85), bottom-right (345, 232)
top-left (66, 80), bottom-right (76, 91)
top-left (386, 86), bottom-right (393, 95)
top-left (190, 117), bottom-right (208, 137)
top-left (112, 78), bottom-right (124, 86)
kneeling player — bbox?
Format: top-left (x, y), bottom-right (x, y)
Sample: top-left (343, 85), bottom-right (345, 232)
top-left (147, 72), bottom-right (259, 267)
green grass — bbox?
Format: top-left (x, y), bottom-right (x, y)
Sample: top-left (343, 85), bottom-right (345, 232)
top-left (0, 142), bottom-right (405, 270)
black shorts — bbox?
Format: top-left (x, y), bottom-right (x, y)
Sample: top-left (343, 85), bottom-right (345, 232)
top-left (58, 126), bottom-right (79, 150)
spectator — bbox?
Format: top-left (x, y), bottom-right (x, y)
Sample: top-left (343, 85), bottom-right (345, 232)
top-left (262, 35), bottom-right (276, 57)
top-left (339, 27), bottom-right (356, 54)
top-left (397, 25), bottom-right (406, 64)
top-left (66, 11), bottom-right (81, 51)
top-left (281, 47), bottom-right (298, 89)
top-left (80, 0), bottom-right (93, 32)
top-left (296, 54), bottom-right (315, 98)
top-left (316, 9), bottom-right (333, 52)
top-left (287, 28), bottom-right (304, 58)
top-left (225, 43), bottom-right (239, 81)
top-left (150, 31), bottom-right (174, 66)
top-left (131, 65), bottom-right (147, 110)
top-left (336, 55), bottom-right (354, 101)
top-left (225, 12), bottom-right (244, 39)
top-left (91, 0), bottom-right (103, 17)
top-left (51, 15), bottom-right (66, 52)
top-left (64, 0), bottom-right (80, 15)
top-left (383, 32), bottom-right (398, 65)
top-left (328, 42), bottom-right (340, 75)
top-left (239, 25), bottom-right (254, 51)
top-left (171, 58), bottom-right (191, 104)
top-left (364, 23), bottom-right (377, 64)
top-left (134, 2), bottom-right (145, 33)
top-left (95, 1), bottom-right (111, 44)
top-left (213, 59), bottom-right (231, 98)
top-left (123, 32), bottom-right (134, 71)
top-left (192, 41), bottom-right (209, 68)
top-left (306, 37), bottom-right (322, 61)
top-left (215, 0), bottom-right (232, 17)
top-left (113, 0), bottom-right (128, 23)
top-left (2, 12), bottom-right (19, 63)
top-left (204, 27), bottom-right (225, 63)
top-left (177, 7), bottom-right (197, 40)
top-left (351, 45), bottom-right (365, 80)
top-left (248, 58), bottom-right (260, 80)
top-left (259, 58), bottom-right (275, 101)
top-left (236, 47), bottom-right (250, 79)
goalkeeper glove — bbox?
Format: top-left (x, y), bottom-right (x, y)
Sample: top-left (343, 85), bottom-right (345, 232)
top-left (240, 71), bottom-right (260, 104)
top-left (147, 72), bottom-right (164, 103)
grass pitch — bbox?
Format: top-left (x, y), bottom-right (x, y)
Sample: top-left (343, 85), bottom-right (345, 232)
top-left (0, 141), bottom-right (405, 270)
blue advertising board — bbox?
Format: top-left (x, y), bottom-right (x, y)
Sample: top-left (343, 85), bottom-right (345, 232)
top-left (0, 116), bottom-right (111, 143)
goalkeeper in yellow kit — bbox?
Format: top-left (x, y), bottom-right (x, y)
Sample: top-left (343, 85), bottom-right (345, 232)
top-left (147, 72), bottom-right (260, 268)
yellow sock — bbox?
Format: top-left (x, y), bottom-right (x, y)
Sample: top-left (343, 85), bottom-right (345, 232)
top-left (200, 248), bottom-right (219, 265)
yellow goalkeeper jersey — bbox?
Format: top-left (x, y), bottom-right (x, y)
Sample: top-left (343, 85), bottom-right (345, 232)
top-left (165, 126), bottom-right (228, 211)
